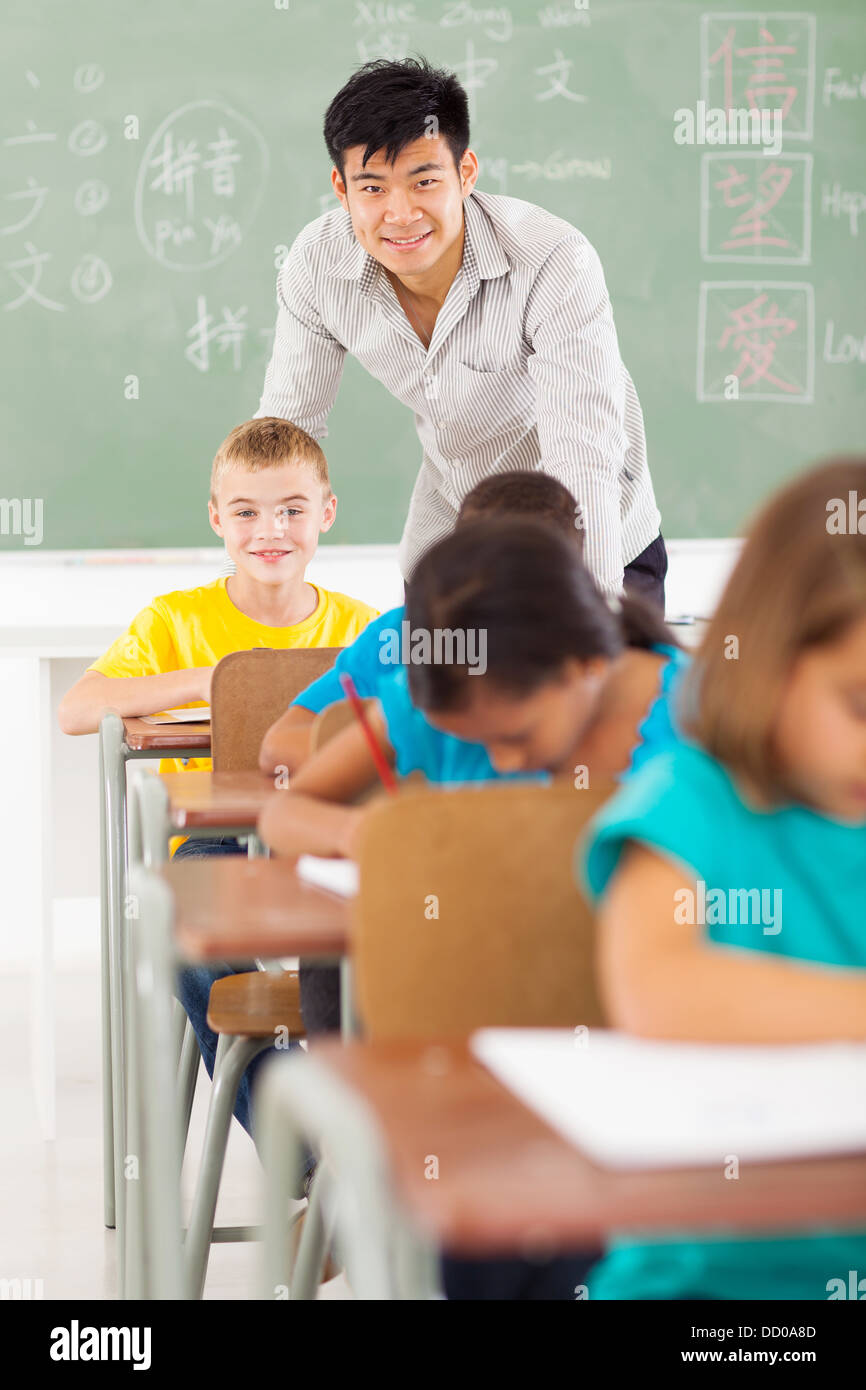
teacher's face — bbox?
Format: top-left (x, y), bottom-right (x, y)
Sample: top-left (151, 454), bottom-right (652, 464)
top-left (332, 135), bottom-right (477, 279)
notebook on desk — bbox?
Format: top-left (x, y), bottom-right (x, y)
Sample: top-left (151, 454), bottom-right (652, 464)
top-left (296, 853), bottom-right (359, 898)
top-left (471, 1029), bottom-right (866, 1169)
top-left (140, 706), bottom-right (211, 724)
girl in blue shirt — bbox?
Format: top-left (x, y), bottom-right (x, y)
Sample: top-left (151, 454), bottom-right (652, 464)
top-left (577, 455), bottom-right (866, 1300)
top-left (259, 516), bottom-right (687, 860)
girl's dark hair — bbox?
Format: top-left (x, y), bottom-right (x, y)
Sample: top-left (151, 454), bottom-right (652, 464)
top-left (323, 57), bottom-right (470, 183)
top-left (405, 517), bottom-right (677, 711)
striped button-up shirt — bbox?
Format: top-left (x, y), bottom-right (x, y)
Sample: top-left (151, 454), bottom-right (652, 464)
top-left (255, 189), bottom-right (660, 593)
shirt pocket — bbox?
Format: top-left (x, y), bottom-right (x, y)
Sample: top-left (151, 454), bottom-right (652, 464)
top-left (441, 357), bottom-right (536, 453)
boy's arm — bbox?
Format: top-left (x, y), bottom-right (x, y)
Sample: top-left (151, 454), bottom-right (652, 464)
top-left (598, 842), bottom-right (866, 1043)
top-left (58, 667), bottom-right (212, 736)
top-left (258, 704), bottom-right (316, 775)
top-left (257, 708), bottom-right (392, 860)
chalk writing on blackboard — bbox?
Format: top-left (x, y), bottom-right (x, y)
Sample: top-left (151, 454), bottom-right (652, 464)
top-left (356, 30), bottom-right (410, 62)
top-left (697, 281), bottom-right (814, 403)
top-left (353, 2), bottom-right (416, 22)
top-left (453, 40), bottom-right (499, 122)
top-left (4, 120), bottom-right (56, 146)
top-left (821, 183), bottom-right (866, 238)
top-left (134, 100), bottom-right (269, 271)
top-left (822, 69), bottom-right (866, 105)
top-left (440, 3), bottom-right (514, 44)
top-left (823, 321), bottom-right (866, 365)
top-left (70, 253), bottom-right (112, 304)
top-left (184, 297), bottom-right (275, 373)
top-left (68, 119), bottom-right (108, 157)
top-left (74, 179), bottom-right (110, 217)
top-left (185, 296), bottom-right (249, 372)
top-left (3, 243), bottom-right (66, 312)
top-left (1, 175), bottom-right (48, 236)
top-left (512, 152), bottom-right (610, 181)
top-left (535, 49), bottom-right (587, 103)
top-left (3, 65), bottom-right (114, 313)
top-left (73, 64), bottom-right (104, 95)
top-left (537, 3), bottom-right (590, 30)
top-left (701, 12), bottom-right (816, 141)
top-left (477, 155), bottom-right (508, 192)
top-left (700, 153), bottom-right (812, 263)
top-left (353, 1), bottom-right (412, 61)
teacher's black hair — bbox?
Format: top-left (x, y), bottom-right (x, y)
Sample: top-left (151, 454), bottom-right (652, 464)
top-left (324, 56), bottom-right (470, 184)
top-left (405, 517), bottom-right (677, 711)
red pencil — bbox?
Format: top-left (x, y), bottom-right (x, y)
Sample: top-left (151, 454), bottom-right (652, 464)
top-left (338, 672), bottom-right (398, 795)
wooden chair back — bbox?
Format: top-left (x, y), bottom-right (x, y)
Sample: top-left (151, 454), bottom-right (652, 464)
top-left (352, 780), bottom-right (616, 1039)
top-left (210, 648), bottom-right (341, 771)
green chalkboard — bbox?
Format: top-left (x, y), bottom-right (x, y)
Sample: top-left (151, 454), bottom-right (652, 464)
top-left (2, 0), bottom-right (864, 549)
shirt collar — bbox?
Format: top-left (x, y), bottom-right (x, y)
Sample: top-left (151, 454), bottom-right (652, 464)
top-left (327, 192), bottom-right (510, 299)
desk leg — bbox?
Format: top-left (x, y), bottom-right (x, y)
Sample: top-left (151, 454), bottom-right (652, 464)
top-left (31, 657), bottom-right (56, 1141)
top-left (340, 957), bottom-right (358, 1040)
top-left (101, 715), bottom-right (129, 1290)
top-left (97, 730), bottom-right (115, 1227)
top-left (128, 865), bottom-right (185, 1300)
top-left (258, 1056), bottom-right (395, 1299)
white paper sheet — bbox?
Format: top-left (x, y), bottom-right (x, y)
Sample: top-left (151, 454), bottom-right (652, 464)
top-left (296, 854), bottom-right (359, 898)
top-left (471, 1028), bottom-right (866, 1169)
top-left (140, 706), bottom-right (211, 724)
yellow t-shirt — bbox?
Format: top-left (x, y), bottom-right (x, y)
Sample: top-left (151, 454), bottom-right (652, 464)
top-left (88, 577), bottom-right (380, 777)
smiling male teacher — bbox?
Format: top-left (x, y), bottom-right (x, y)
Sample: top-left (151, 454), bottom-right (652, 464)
top-left (254, 56), bottom-right (666, 606)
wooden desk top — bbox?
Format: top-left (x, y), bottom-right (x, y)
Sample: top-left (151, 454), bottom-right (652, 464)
top-left (159, 770), bottom-right (277, 828)
top-left (123, 716), bottom-right (211, 752)
top-left (163, 857), bottom-right (351, 962)
top-left (310, 1039), bottom-right (866, 1257)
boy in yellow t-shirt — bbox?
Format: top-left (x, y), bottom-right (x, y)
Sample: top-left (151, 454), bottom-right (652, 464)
top-left (59, 416), bottom-right (379, 755)
top-left (59, 417), bottom-right (378, 1167)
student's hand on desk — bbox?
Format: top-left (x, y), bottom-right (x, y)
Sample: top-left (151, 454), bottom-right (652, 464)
top-left (257, 790), bottom-right (360, 862)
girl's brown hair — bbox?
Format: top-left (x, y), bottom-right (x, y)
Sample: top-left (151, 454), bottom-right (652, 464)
top-left (681, 456), bottom-right (866, 801)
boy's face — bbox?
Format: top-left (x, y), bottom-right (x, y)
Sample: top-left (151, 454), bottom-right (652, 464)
top-left (331, 135), bottom-right (477, 281)
top-left (209, 462), bottom-right (336, 585)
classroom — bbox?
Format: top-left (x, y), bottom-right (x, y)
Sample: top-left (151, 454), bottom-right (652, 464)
top-left (1, 0), bottom-right (865, 1351)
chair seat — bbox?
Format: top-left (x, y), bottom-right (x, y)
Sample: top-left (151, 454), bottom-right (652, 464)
top-left (207, 970), bottom-right (305, 1038)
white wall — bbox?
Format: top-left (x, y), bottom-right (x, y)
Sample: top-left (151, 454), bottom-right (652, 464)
top-left (0, 540), bottom-right (739, 968)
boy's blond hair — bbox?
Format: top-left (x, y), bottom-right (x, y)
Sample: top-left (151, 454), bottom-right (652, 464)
top-left (210, 418), bottom-right (331, 502)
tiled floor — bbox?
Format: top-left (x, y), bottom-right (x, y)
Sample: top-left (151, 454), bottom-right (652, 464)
top-left (0, 969), bottom-right (351, 1300)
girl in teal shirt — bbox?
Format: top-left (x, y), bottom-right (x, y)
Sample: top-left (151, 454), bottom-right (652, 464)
top-left (578, 456), bottom-right (866, 1300)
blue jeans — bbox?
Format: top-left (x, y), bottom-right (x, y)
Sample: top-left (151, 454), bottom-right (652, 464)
top-left (172, 836), bottom-right (311, 1175)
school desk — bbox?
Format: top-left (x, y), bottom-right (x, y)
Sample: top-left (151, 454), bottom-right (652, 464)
top-left (258, 1038), bottom-right (866, 1300)
top-left (115, 750), bottom-right (346, 1293)
top-left (166, 856), bottom-right (351, 963)
top-left (99, 713), bottom-right (211, 1238)
top-left (158, 769), bottom-right (279, 837)
top-left (123, 845), bottom-right (353, 1299)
